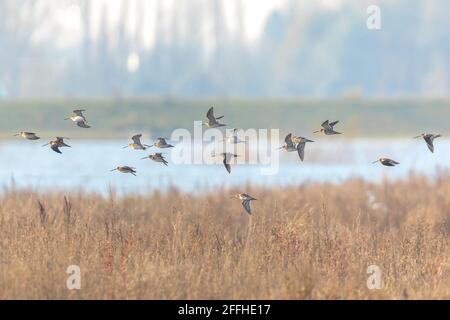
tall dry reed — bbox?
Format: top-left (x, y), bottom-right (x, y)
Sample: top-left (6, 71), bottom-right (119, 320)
top-left (0, 175), bottom-right (449, 299)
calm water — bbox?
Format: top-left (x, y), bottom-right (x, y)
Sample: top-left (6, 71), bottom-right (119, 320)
top-left (0, 139), bottom-right (448, 194)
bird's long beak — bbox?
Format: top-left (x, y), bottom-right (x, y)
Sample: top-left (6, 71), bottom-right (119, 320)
top-left (413, 135), bottom-right (421, 139)
top-left (13, 133), bottom-right (19, 136)
top-left (110, 168), bottom-right (117, 172)
top-left (64, 117), bottom-right (70, 120)
top-left (313, 130), bottom-right (320, 133)
top-left (122, 145), bottom-right (128, 149)
top-left (372, 160), bottom-right (379, 164)
top-left (276, 146), bottom-right (284, 150)
top-left (140, 157), bottom-right (147, 160)
top-left (144, 144), bottom-right (152, 148)
top-left (42, 143), bottom-right (49, 147)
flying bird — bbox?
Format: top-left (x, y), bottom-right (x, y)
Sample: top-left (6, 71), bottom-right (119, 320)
top-left (110, 166), bottom-right (137, 176)
top-left (152, 137), bottom-right (174, 148)
top-left (141, 153), bottom-right (168, 166)
top-left (203, 107), bottom-right (226, 128)
top-left (314, 120), bottom-right (341, 135)
top-left (278, 133), bottom-right (313, 162)
top-left (65, 109), bottom-right (90, 128)
top-left (42, 137), bottom-right (71, 154)
top-left (231, 193), bottom-right (257, 215)
top-left (224, 128), bottom-right (246, 144)
top-left (372, 158), bottom-right (399, 167)
top-left (213, 152), bottom-right (239, 173)
top-left (123, 134), bottom-right (150, 150)
top-left (414, 133), bottom-right (441, 153)
top-left (14, 131), bottom-right (40, 140)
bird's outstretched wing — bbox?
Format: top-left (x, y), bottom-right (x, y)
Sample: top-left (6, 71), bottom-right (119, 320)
top-left (132, 134), bottom-right (142, 145)
top-left (161, 158), bottom-right (168, 166)
top-left (26, 132), bottom-right (40, 140)
top-left (297, 142), bottom-right (305, 161)
top-left (56, 137), bottom-right (68, 146)
top-left (73, 109), bottom-right (85, 117)
top-left (77, 121), bottom-right (90, 128)
top-left (56, 137), bottom-right (71, 147)
top-left (424, 135), bottom-right (434, 153)
top-left (51, 144), bottom-right (62, 154)
top-left (206, 107), bottom-right (216, 123)
top-left (242, 193), bottom-right (257, 200)
top-left (329, 120), bottom-right (339, 127)
top-left (321, 120), bottom-right (330, 128)
top-left (223, 157), bottom-right (231, 174)
top-left (242, 200), bottom-right (252, 214)
top-left (386, 159), bottom-right (400, 165)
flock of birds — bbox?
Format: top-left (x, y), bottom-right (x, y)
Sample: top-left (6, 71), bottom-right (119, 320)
top-left (13, 107), bottom-right (442, 215)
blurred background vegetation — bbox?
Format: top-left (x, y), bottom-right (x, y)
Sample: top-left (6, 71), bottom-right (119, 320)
top-left (1, 97), bottom-right (449, 138)
top-left (0, 0), bottom-right (449, 98)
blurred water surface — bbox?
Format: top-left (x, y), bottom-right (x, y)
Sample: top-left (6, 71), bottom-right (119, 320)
top-left (0, 139), bottom-right (448, 195)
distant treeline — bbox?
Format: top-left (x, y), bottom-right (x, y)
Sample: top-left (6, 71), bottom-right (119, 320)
top-left (0, 97), bottom-right (449, 138)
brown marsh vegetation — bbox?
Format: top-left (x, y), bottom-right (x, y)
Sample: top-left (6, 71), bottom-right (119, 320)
top-left (0, 175), bottom-right (449, 299)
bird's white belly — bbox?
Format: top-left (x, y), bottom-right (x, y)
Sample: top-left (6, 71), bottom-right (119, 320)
top-left (73, 116), bottom-right (84, 123)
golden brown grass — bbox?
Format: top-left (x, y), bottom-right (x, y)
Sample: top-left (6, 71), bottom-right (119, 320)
top-left (0, 176), bottom-right (449, 299)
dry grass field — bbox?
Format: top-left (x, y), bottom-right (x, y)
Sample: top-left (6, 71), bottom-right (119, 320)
top-left (0, 175), bottom-right (449, 299)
